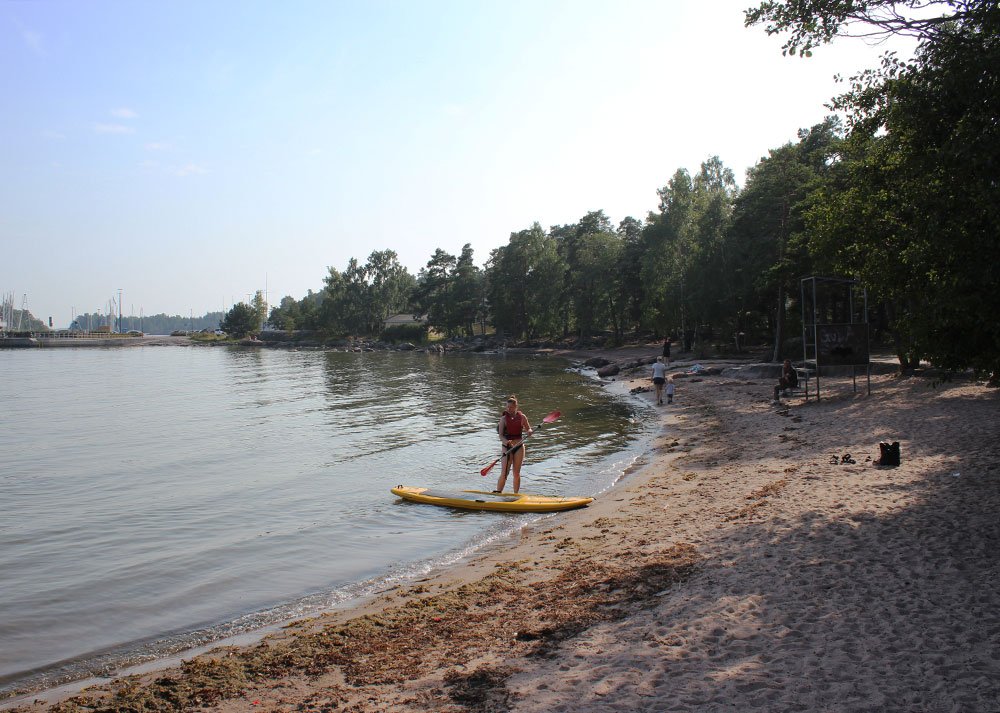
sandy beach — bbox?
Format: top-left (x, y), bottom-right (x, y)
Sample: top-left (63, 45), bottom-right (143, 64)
top-left (8, 350), bottom-right (1000, 713)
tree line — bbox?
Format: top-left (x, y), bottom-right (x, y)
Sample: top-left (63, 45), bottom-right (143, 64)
top-left (251, 0), bottom-right (997, 378)
top-left (70, 311), bottom-right (225, 335)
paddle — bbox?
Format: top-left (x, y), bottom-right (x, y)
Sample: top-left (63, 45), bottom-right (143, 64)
top-left (480, 410), bottom-right (561, 477)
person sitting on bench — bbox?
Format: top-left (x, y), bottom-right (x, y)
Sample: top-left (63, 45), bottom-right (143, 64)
top-left (773, 359), bottom-right (798, 401)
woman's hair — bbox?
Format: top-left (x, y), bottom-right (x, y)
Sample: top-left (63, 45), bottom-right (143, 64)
top-left (506, 395), bottom-right (518, 405)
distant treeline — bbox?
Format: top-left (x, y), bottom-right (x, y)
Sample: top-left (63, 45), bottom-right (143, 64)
top-left (69, 312), bottom-right (225, 335)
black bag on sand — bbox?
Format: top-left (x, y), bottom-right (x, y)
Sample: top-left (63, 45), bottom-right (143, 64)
top-left (875, 441), bottom-right (901, 467)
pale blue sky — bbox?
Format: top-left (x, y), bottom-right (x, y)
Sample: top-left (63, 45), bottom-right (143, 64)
top-left (1, 0), bottom-right (915, 328)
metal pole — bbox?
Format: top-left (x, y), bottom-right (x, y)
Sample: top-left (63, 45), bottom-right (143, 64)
top-left (813, 278), bottom-right (821, 401)
top-left (865, 285), bottom-right (872, 395)
top-left (800, 277), bottom-right (808, 400)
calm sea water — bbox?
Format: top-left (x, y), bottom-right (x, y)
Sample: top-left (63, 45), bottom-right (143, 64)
top-left (0, 346), bottom-right (650, 699)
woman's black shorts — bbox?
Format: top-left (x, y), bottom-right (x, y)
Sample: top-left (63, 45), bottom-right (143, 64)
top-left (653, 377), bottom-right (666, 385)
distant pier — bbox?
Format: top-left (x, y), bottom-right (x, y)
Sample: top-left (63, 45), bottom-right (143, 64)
top-left (0, 331), bottom-right (147, 348)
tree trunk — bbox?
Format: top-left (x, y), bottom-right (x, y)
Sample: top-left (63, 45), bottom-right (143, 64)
top-left (771, 285), bottom-right (785, 363)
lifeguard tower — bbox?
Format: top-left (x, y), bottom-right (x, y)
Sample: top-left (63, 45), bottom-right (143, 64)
top-left (799, 276), bottom-right (871, 400)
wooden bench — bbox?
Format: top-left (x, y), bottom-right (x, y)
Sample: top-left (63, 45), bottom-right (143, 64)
top-left (773, 366), bottom-right (813, 401)
top-left (783, 366), bottom-right (815, 399)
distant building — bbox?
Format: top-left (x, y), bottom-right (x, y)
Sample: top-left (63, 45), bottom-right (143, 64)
top-left (383, 314), bottom-right (427, 329)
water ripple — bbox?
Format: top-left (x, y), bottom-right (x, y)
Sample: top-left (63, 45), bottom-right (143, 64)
top-left (0, 348), bottom-right (650, 698)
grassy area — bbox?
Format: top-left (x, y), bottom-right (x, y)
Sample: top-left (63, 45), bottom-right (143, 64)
top-left (188, 332), bottom-right (232, 344)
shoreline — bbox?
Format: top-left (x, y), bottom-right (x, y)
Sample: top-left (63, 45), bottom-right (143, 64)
top-left (1, 346), bottom-right (660, 709)
top-left (7, 349), bottom-right (1000, 711)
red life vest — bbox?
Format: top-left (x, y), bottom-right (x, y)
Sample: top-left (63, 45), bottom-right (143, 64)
top-left (502, 410), bottom-right (525, 440)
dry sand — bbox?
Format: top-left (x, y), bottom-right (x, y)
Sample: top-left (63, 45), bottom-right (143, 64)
top-left (8, 353), bottom-right (1000, 713)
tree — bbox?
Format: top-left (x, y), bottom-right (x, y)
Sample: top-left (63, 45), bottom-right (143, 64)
top-left (220, 302), bottom-right (257, 338)
top-left (486, 224), bottom-right (565, 340)
top-left (365, 249), bottom-right (416, 336)
top-left (640, 168), bottom-right (694, 336)
top-left (730, 119), bottom-right (841, 360)
top-left (414, 248), bottom-right (459, 335)
top-left (640, 158), bottom-right (737, 350)
top-left (268, 296), bottom-right (300, 331)
top-left (685, 156), bottom-right (739, 344)
top-left (577, 229), bottom-right (626, 342)
top-left (555, 210), bottom-right (619, 340)
top-left (313, 251), bottom-right (415, 338)
top-left (745, 0), bottom-right (993, 57)
top-left (250, 290), bottom-right (267, 333)
top-left (268, 292), bottom-right (322, 332)
top-left (452, 244), bottom-right (484, 336)
top-left (617, 216), bottom-right (645, 334)
top-left (750, 0), bottom-right (1000, 375)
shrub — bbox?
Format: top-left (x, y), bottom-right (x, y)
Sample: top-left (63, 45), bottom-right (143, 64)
top-left (381, 323), bottom-right (427, 343)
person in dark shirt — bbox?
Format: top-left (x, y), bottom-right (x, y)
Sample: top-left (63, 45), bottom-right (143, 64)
top-left (773, 360), bottom-right (798, 401)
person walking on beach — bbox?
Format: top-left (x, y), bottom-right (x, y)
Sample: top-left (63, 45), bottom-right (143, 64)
top-left (495, 395), bottom-right (533, 494)
top-left (652, 357), bottom-right (668, 405)
top-left (662, 336), bottom-right (672, 365)
top-left (665, 377), bottom-right (675, 404)
top-left (773, 359), bottom-right (798, 401)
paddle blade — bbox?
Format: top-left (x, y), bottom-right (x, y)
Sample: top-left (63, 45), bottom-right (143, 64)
top-left (480, 458), bottom-right (499, 477)
top-left (541, 410), bottom-right (561, 424)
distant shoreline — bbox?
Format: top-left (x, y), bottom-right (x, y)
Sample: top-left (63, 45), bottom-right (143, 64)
top-left (0, 334), bottom-right (210, 348)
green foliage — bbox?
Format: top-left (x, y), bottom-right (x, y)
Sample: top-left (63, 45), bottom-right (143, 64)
top-left (381, 322), bottom-right (427, 343)
top-left (744, 0), bottom-right (987, 57)
top-left (639, 158), bottom-right (738, 347)
top-left (413, 244), bottom-right (485, 338)
top-left (189, 332), bottom-right (229, 343)
top-left (220, 302), bottom-right (258, 338)
top-left (487, 223), bottom-right (566, 340)
top-left (729, 119), bottom-right (841, 358)
top-left (250, 290), bottom-right (267, 332)
top-left (267, 252), bottom-right (416, 340)
top-left (268, 294), bottom-right (317, 332)
top-left (71, 311), bottom-right (224, 334)
top-left (756, 0), bottom-right (1000, 374)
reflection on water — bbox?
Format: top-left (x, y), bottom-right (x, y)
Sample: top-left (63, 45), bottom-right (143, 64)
top-left (0, 347), bottom-right (649, 698)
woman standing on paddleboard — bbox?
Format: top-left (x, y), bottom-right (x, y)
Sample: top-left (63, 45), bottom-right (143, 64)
top-left (495, 395), bottom-right (533, 494)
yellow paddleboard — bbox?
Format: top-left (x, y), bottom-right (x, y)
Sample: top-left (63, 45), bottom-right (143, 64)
top-left (391, 486), bottom-right (593, 513)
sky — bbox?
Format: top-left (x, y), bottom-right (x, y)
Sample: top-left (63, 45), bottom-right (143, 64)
top-left (1, 0), bottom-right (918, 329)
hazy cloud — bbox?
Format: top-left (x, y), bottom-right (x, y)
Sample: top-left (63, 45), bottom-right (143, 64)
top-left (16, 21), bottom-right (45, 57)
top-left (145, 142), bottom-right (171, 151)
top-left (111, 108), bottom-right (138, 119)
top-left (95, 123), bottom-right (135, 134)
top-left (175, 163), bottom-right (208, 176)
